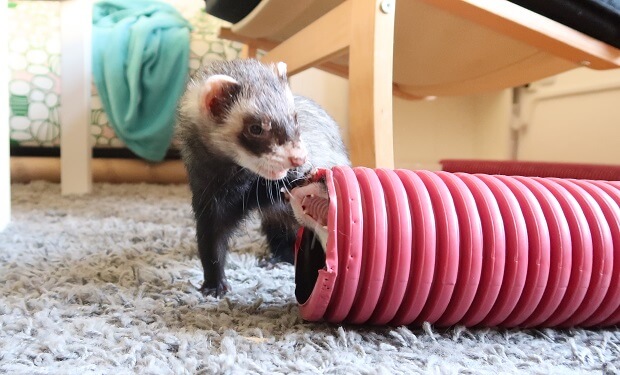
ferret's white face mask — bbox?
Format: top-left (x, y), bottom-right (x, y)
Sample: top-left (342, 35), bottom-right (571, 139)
top-left (235, 140), bottom-right (308, 180)
top-left (194, 65), bottom-right (309, 181)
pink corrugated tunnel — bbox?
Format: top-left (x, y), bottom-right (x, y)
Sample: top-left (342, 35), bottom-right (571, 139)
top-left (290, 166), bottom-right (620, 328)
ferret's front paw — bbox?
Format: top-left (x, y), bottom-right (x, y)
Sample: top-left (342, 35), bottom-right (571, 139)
top-left (259, 251), bottom-right (294, 267)
top-left (200, 279), bottom-right (230, 298)
top-left (280, 187), bottom-right (292, 202)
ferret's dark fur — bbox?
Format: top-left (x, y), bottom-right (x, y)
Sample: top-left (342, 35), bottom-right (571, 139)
top-left (175, 59), bottom-right (349, 297)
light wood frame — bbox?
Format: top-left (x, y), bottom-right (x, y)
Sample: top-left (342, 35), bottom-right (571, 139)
top-left (220, 0), bottom-right (620, 168)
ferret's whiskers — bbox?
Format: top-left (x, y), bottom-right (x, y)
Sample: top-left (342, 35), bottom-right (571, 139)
top-left (255, 176), bottom-right (264, 218)
top-left (269, 180), bottom-right (275, 205)
top-left (241, 183), bottom-right (246, 215)
top-left (275, 179), bottom-right (283, 205)
top-left (288, 176), bottom-right (305, 184)
top-left (196, 165), bottom-right (248, 221)
top-left (260, 159), bottom-right (273, 206)
top-left (281, 181), bottom-right (292, 198)
top-left (235, 166), bottom-right (251, 216)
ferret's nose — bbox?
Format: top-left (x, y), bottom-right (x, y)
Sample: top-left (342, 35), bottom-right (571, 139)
top-left (289, 155), bottom-right (307, 167)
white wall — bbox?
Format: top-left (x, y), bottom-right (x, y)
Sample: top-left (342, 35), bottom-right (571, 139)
top-left (290, 68), bottom-right (511, 171)
top-left (472, 89), bottom-right (513, 160)
top-left (392, 89), bottom-right (513, 170)
top-left (393, 95), bottom-right (481, 170)
top-left (517, 67), bottom-right (620, 164)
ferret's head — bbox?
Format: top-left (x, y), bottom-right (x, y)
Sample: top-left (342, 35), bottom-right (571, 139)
top-left (180, 60), bottom-right (307, 180)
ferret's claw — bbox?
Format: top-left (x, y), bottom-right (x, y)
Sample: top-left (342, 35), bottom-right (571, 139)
top-left (200, 279), bottom-right (230, 298)
top-left (280, 188), bottom-right (292, 202)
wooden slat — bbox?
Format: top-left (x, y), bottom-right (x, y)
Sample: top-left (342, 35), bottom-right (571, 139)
top-left (219, 27), bottom-right (279, 52)
top-left (260, 1), bottom-right (352, 75)
top-left (11, 157), bottom-right (188, 184)
top-left (220, 27), bottom-right (350, 79)
top-left (316, 61), bottom-right (349, 78)
top-left (219, 30), bottom-right (421, 101)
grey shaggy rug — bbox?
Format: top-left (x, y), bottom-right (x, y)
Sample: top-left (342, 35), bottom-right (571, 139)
top-left (1, 181), bottom-right (619, 374)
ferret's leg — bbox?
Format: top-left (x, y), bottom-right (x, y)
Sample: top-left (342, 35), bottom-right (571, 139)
top-left (260, 203), bottom-right (298, 264)
top-left (194, 212), bottom-right (233, 297)
top-left (191, 186), bottom-right (243, 297)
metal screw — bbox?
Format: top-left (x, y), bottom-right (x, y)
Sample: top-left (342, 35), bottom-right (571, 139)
top-left (380, 0), bottom-right (395, 14)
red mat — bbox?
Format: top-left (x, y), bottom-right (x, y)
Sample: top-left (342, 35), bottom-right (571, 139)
top-left (440, 160), bottom-right (620, 181)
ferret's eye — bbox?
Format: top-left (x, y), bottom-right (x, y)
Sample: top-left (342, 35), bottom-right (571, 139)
top-left (249, 124), bottom-right (263, 136)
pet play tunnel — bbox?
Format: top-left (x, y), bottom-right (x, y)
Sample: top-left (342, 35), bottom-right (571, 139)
top-left (291, 166), bottom-right (620, 328)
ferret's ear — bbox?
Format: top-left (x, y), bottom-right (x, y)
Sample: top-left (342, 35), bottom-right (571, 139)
top-left (273, 62), bottom-right (288, 82)
top-left (201, 74), bottom-right (241, 121)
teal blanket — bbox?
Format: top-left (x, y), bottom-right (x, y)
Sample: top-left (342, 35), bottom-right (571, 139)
top-left (92, 0), bottom-right (191, 162)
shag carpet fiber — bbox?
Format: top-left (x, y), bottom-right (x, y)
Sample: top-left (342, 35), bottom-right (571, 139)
top-left (1, 182), bottom-right (619, 374)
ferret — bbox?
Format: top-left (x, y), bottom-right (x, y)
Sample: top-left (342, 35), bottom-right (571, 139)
top-left (175, 58), bottom-right (350, 297)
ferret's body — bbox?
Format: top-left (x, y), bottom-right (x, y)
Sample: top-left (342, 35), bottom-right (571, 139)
top-left (175, 59), bottom-right (349, 296)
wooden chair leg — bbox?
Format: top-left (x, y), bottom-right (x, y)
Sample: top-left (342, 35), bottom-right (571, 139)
top-left (348, 0), bottom-right (395, 168)
top-left (60, 0), bottom-right (92, 195)
top-left (241, 43), bottom-right (258, 59)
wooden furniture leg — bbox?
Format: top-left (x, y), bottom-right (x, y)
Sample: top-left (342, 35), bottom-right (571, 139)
top-left (260, 0), bottom-right (396, 168)
top-left (241, 43), bottom-right (258, 59)
top-left (1, 0), bottom-right (10, 230)
top-left (60, 0), bottom-right (92, 195)
top-left (349, 0), bottom-right (395, 168)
